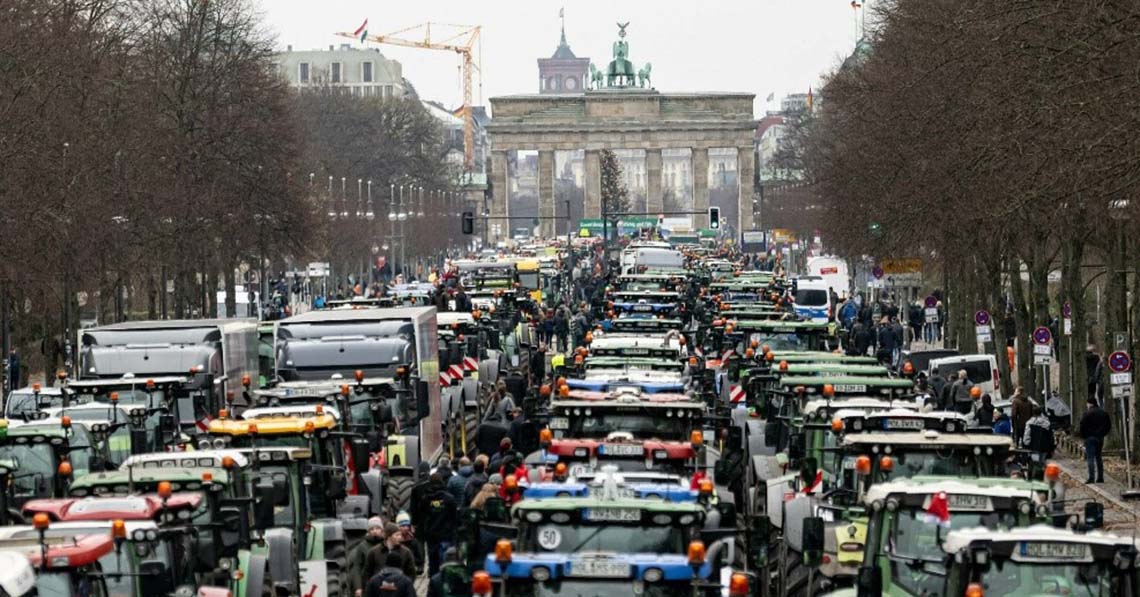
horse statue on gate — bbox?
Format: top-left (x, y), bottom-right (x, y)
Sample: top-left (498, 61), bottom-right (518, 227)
top-left (637, 63), bottom-right (652, 89)
top-left (589, 63), bottom-right (605, 90)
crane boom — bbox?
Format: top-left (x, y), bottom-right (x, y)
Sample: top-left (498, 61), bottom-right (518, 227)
top-left (336, 22), bottom-right (481, 172)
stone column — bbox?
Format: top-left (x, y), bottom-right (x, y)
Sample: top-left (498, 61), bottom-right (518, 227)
top-left (692, 147), bottom-right (709, 229)
top-left (538, 150), bottom-right (555, 238)
top-left (646, 148), bottom-right (663, 215)
top-left (490, 149), bottom-right (509, 243)
top-left (738, 146), bottom-right (756, 232)
top-left (584, 149), bottom-right (602, 218)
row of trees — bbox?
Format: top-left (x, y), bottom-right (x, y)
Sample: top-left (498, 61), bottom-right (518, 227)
top-left (2, 0), bottom-right (458, 377)
top-left (801, 0), bottom-right (1140, 449)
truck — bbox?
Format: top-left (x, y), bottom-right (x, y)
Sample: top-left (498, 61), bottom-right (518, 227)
top-left (78, 319), bottom-right (260, 436)
top-left (274, 307), bottom-right (443, 514)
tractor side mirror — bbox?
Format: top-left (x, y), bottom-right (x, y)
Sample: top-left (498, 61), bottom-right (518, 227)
top-left (763, 422), bottom-right (780, 448)
top-left (130, 428), bottom-right (150, 455)
top-left (1085, 502), bottom-right (1105, 530)
top-left (137, 561), bottom-right (174, 597)
top-left (415, 380), bottom-right (431, 421)
top-left (351, 438), bottom-right (372, 479)
top-left (855, 565), bottom-right (882, 597)
top-left (802, 516), bottom-right (824, 568)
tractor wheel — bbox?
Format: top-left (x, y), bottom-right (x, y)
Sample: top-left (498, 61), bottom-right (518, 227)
top-left (463, 411), bottom-right (479, 455)
top-left (324, 537), bottom-right (348, 597)
top-left (386, 475), bottom-right (415, 519)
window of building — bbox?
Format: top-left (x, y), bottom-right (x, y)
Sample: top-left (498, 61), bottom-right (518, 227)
top-left (330, 62), bottom-right (342, 84)
top-left (362, 61), bottom-right (374, 83)
top-left (384, 85), bottom-right (393, 98)
top-left (353, 86), bottom-right (361, 97)
top-left (298, 62), bottom-right (310, 84)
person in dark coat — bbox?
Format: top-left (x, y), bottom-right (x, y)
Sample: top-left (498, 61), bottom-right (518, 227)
top-left (363, 523), bottom-right (417, 583)
top-left (1079, 398), bottom-right (1111, 483)
top-left (447, 457), bottom-right (472, 505)
top-left (462, 456), bottom-right (489, 506)
top-left (365, 551), bottom-right (416, 597)
top-left (427, 548), bottom-right (471, 597)
top-left (976, 394), bottom-right (994, 429)
top-left (419, 473), bottom-right (458, 576)
top-left (1010, 387), bottom-right (1033, 446)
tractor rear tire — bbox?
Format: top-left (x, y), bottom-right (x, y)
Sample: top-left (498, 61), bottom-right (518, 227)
top-left (386, 475), bottom-right (415, 519)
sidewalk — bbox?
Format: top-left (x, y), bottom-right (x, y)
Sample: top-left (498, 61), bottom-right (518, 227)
top-left (1054, 446), bottom-right (1140, 530)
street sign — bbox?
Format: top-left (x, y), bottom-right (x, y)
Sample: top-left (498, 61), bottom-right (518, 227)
top-left (924, 308), bottom-right (939, 324)
top-left (974, 310), bottom-right (991, 326)
top-left (1062, 302), bottom-right (1072, 336)
top-left (1062, 302), bottom-right (1072, 318)
top-left (1032, 326), bottom-right (1052, 346)
top-left (1108, 351), bottom-right (1132, 374)
top-left (306, 262), bottom-right (330, 277)
top-left (925, 296), bottom-right (938, 309)
top-left (1033, 344), bottom-right (1052, 356)
top-left (872, 266), bottom-right (884, 280)
top-left (1112, 384), bottom-right (1133, 398)
top-left (1110, 372), bottom-right (1133, 386)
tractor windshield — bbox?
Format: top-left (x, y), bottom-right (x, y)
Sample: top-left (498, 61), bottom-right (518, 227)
top-left (0, 443), bottom-right (54, 497)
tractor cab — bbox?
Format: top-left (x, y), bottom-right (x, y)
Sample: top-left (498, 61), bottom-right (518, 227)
top-left (937, 526), bottom-right (1140, 597)
top-left (856, 477), bottom-right (1056, 596)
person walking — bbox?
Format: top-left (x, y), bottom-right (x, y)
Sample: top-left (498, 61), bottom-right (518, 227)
top-left (447, 457), bottom-right (472, 505)
top-left (976, 394), bottom-right (994, 429)
top-left (363, 523), bottom-right (417, 584)
top-left (419, 472), bottom-right (458, 576)
top-left (1078, 398), bottom-right (1111, 483)
top-left (350, 517), bottom-right (386, 597)
top-left (946, 370), bottom-right (974, 414)
top-left (427, 547), bottom-right (471, 597)
top-left (365, 551), bottom-right (416, 597)
top-left (1021, 406), bottom-right (1054, 458)
top-left (1010, 386), bottom-right (1032, 446)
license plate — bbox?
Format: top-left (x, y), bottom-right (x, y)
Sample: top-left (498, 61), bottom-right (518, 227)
top-left (286, 387), bottom-right (325, 397)
top-left (583, 508), bottom-right (640, 522)
top-left (833, 384), bottom-right (867, 393)
top-left (568, 559), bottom-right (631, 578)
top-left (623, 349), bottom-right (648, 356)
top-left (549, 417), bottom-right (569, 430)
top-left (633, 305), bottom-right (652, 312)
top-left (601, 444), bottom-right (643, 456)
top-left (1020, 542), bottom-right (1088, 560)
top-left (882, 418), bottom-right (924, 430)
top-left (947, 494), bottom-right (992, 510)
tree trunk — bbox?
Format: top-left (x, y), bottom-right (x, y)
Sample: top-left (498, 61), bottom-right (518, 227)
top-left (1009, 257), bottom-right (1035, 400)
top-left (224, 262), bottom-right (237, 319)
top-left (1061, 234), bottom-right (1086, 425)
top-left (1101, 223), bottom-right (1127, 450)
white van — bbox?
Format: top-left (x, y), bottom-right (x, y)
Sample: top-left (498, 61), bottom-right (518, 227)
top-left (806, 256), bottom-right (851, 298)
top-left (928, 354), bottom-right (1001, 400)
top-left (792, 276), bottom-right (833, 323)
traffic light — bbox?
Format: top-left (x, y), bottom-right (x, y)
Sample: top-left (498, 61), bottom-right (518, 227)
top-left (461, 211), bottom-right (474, 234)
top-left (708, 206), bottom-right (721, 229)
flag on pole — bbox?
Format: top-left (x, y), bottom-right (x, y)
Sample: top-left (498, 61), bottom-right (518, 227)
top-left (921, 492), bottom-right (952, 528)
top-left (765, 92), bottom-right (775, 102)
top-left (353, 19), bottom-right (369, 43)
top-left (559, 7), bottom-right (564, 18)
top-left (806, 86), bottom-right (814, 112)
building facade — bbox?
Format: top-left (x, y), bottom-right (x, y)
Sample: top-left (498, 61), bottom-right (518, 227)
top-left (274, 44), bottom-right (407, 98)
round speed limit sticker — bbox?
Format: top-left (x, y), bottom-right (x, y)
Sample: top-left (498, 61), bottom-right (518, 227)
top-left (537, 526), bottom-right (562, 550)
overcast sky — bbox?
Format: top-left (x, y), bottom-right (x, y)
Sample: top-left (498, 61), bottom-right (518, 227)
top-left (254, 0), bottom-right (863, 116)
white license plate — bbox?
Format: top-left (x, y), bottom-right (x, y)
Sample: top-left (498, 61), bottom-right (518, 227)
top-left (947, 494), bottom-right (992, 510)
top-left (1021, 542), bottom-right (1087, 560)
top-left (583, 508), bottom-right (640, 522)
top-left (569, 559), bottom-right (631, 578)
top-left (549, 417), bottom-right (569, 430)
top-left (286, 387), bottom-right (325, 397)
top-left (602, 444), bottom-right (643, 456)
top-left (833, 384), bottom-right (867, 393)
top-left (882, 418), bottom-right (924, 430)
top-left (633, 305), bottom-right (652, 312)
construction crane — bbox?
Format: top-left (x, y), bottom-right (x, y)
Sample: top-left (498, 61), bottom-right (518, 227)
top-left (337, 22), bottom-right (482, 172)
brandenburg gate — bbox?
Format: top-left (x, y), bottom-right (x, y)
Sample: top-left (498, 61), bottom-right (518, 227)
top-left (484, 24), bottom-right (757, 241)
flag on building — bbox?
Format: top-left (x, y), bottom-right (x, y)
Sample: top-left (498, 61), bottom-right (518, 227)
top-left (353, 19), bottom-right (369, 43)
top-left (807, 87), bottom-right (814, 112)
top-left (765, 92), bottom-right (775, 102)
